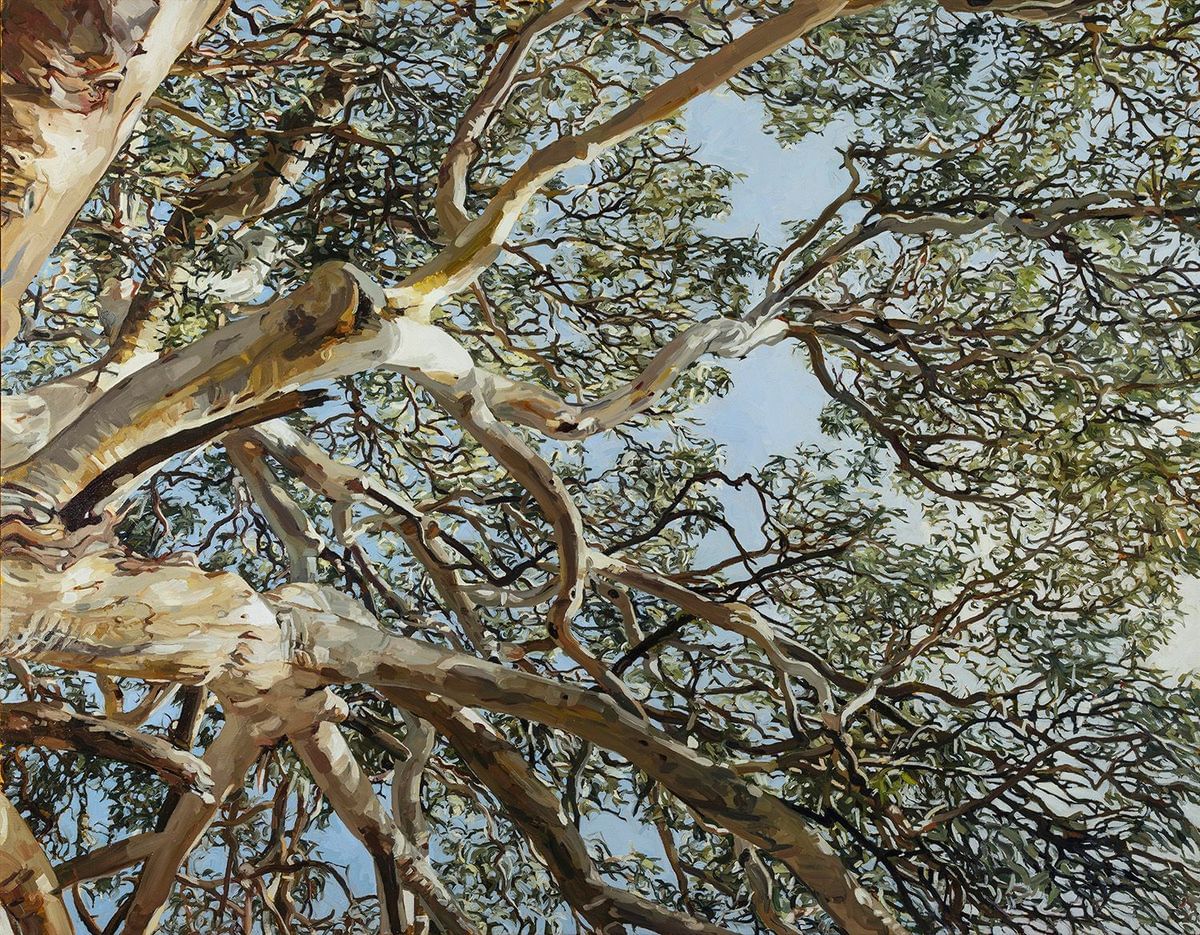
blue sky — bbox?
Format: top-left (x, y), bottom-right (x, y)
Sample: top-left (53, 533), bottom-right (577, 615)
top-left (687, 90), bottom-right (839, 476)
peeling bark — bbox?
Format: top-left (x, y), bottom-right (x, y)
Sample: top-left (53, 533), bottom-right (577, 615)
top-left (0, 0), bottom-right (1128, 931)
top-left (0, 0), bottom-right (225, 346)
top-left (291, 721), bottom-right (478, 935)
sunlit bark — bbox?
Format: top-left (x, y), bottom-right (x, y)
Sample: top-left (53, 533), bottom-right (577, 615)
top-left (1, 0), bottom-right (224, 346)
top-left (0, 790), bottom-right (72, 935)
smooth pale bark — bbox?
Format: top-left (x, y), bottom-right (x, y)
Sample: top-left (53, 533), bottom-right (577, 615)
top-left (79, 684), bottom-right (725, 934)
top-left (3, 262), bottom-right (471, 515)
top-left (119, 685), bottom-right (350, 935)
top-left (55, 833), bottom-right (159, 890)
top-left (0, 0), bottom-right (224, 347)
top-left (6, 287), bottom-right (788, 517)
top-left (390, 713), bottom-right (434, 845)
top-left (0, 791), bottom-right (72, 935)
top-left (388, 0), bottom-right (864, 313)
top-left (399, 0), bottom-right (1102, 313)
top-left (291, 722), bottom-right (478, 935)
top-left (241, 421), bottom-right (491, 651)
top-left (389, 712), bottom-right (436, 931)
top-left (592, 553), bottom-right (838, 718)
top-left (0, 541), bottom-right (291, 690)
top-left (435, 0), bottom-right (597, 238)
top-left (325, 633), bottom-right (907, 935)
top-left (108, 71), bottom-right (357, 362)
top-left (120, 718), bottom-right (265, 935)
top-left (470, 316), bottom-right (791, 438)
top-left (227, 438), bottom-right (323, 583)
top-left (427, 381), bottom-right (613, 696)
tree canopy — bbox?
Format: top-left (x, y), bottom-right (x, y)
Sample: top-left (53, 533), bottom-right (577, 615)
top-left (1, 1), bottom-right (1198, 933)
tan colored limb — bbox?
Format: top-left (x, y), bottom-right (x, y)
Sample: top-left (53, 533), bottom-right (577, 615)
top-left (386, 690), bottom-right (744, 935)
top-left (243, 420), bottom-right (491, 652)
top-left (290, 721), bottom-right (478, 935)
top-left (5, 263), bottom-right (471, 513)
top-left (736, 840), bottom-right (805, 935)
top-left (55, 833), bottom-right (159, 890)
top-left (0, 0), bottom-right (225, 348)
top-left (591, 553), bottom-right (838, 720)
top-left (120, 684), bottom-right (349, 935)
top-left (435, 0), bottom-right (597, 238)
top-left (388, 0), bottom-right (865, 313)
top-left (1, 555), bottom-right (906, 934)
top-left (119, 716), bottom-right (265, 935)
top-left (277, 598), bottom-right (908, 935)
top-left (936, 0), bottom-right (1102, 22)
top-left (428, 381), bottom-right (620, 697)
top-left (0, 790), bottom-right (72, 935)
top-left (390, 711), bottom-right (436, 929)
top-left (108, 71), bottom-right (356, 362)
top-left (227, 437), bottom-right (324, 583)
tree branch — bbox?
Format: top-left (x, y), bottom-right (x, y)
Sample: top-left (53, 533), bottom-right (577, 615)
top-left (227, 436), bottom-right (324, 583)
top-left (387, 0), bottom-right (867, 314)
top-left (120, 716), bottom-right (266, 935)
top-left (108, 70), bottom-right (357, 363)
top-left (435, 0), bottom-right (597, 239)
top-left (0, 700), bottom-right (215, 800)
top-left (290, 720), bottom-right (478, 935)
top-left (0, 0), bottom-right (225, 348)
top-left (1, 552), bottom-right (909, 934)
top-left (0, 790), bottom-right (72, 935)
top-left (386, 690), bottom-right (743, 935)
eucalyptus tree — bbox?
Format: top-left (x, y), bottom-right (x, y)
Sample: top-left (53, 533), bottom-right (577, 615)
top-left (1, 1), bottom-right (1198, 933)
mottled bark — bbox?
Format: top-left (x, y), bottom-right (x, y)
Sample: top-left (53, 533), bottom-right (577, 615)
top-left (0, 790), bottom-right (72, 935)
top-left (0, 550), bottom-right (906, 935)
top-left (0, 0), bottom-right (224, 346)
top-left (0, 700), bottom-right (214, 799)
top-left (0, 1), bottom-right (1120, 931)
top-left (291, 722), bottom-right (478, 935)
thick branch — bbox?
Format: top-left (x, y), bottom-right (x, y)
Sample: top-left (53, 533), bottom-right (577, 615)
top-left (428, 380), bottom-right (625, 700)
top-left (471, 315), bottom-right (790, 438)
top-left (55, 833), bottom-right (159, 890)
top-left (290, 721), bottom-right (478, 935)
top-left (227, 437), bottom-right (323, 583)
top-left (120, 716), bottom-right (265, 935)
top-left (387, 690), bottom-right (742, 935)
top-left (0, 701), bottom-right (214, 800)
top-left (435, 0), bottom-right (597, 238)
top-left (1, 557), bottom-right (906, 934)
top-left (388, 0), bottom-right (864, 313)
top-left (4, 262), bottom-right (470, 514)
top-left (108, 70), bottom-right (357, 362)
top-left (0, 790), bottom-right (72, 935)
top-left (244, 420), bottom-right (490, 651)
top-left (0, 0), bottom-right (225, 347)
top-left (295, 603), bottom-right (907, 935)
